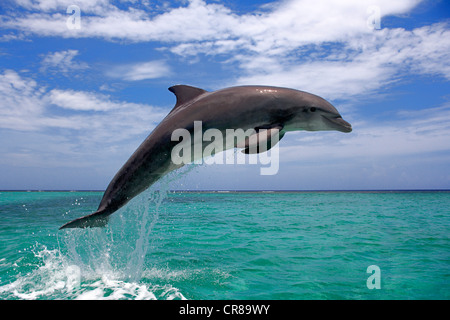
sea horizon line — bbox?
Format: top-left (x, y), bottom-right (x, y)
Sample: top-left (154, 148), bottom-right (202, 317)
top-left (1, 189), bottom-right (449, 193)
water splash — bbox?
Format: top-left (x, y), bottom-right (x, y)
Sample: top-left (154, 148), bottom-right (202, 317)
top-left (0, 242), bottom-right (187, 300)
top-left (57, 164), bottom-right (199, 297)
top-left (0, 164), bottom-right (201, 299)
top-left (123, 187), bottom-right (166, 282)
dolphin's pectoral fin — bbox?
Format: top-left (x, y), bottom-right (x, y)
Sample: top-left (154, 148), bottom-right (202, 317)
top-left (168, 85), bottom-right (208, 112)
top-left (241, 126), bottom-right (285, 154)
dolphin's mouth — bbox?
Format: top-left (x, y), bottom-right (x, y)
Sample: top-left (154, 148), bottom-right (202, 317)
top-left (322, 115), bottom-right (352, 133)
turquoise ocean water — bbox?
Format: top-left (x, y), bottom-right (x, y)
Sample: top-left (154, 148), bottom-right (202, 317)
top-left (0, 185), bottom-right (449, 299)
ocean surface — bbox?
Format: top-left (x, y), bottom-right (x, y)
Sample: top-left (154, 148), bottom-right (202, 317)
top-left (0, 186), bottom-right (449, 299)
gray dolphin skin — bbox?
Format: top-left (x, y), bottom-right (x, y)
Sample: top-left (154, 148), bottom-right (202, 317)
top-left (59, 85), bottom-right (352, 229)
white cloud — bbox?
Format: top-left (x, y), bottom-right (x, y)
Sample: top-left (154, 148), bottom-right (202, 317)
top-left (226, 23), bottom-right (450, 99)
top-left (2, 0), bottom-right (232, 41)
top-left (407, 23), bottom-right (450, 80)
top-left (0, 69), bottom-right (45, 131)
top-left (48, 89), bottom-right (120, 111)
top-left (232, 57), bottom-right (395, 100)
top-left (13, 0), bottom-right (112, 14)
top-left (0, 70), bottom-right (167, 152)
top-left (2, 0), bottom-right (418, 43)
top-left (1, 0), bottom-right (449, 189)
top-left (40, 49), bottom-right (88, 73)
top-left (3, 0), bottom-right (447, 99)
top-left (106, 60), bottom-right (171, 81)
top-left (0, 70), bottom-right (171, 188)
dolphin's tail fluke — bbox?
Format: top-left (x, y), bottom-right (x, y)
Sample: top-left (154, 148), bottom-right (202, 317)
top-left (59, 209), bottom-right (109, 229)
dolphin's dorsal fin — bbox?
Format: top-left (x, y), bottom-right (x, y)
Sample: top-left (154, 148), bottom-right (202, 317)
top-left (168, 85), bottom-right (207, 110)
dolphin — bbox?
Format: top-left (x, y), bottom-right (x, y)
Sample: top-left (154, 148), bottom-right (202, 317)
top-left (59, 85), bottom-right (351, 229)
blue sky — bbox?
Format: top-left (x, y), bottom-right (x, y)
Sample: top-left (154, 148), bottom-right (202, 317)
top-left (0, 0), bottom-right (449, 190)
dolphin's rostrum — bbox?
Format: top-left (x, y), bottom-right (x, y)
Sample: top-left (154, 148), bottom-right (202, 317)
top-left (59, 85), bottom-right (352, 229)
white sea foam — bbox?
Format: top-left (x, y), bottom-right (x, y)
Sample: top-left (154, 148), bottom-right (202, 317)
top-left (0, 244), bottom-right (187, 300)
top-left (0, 165), bottom-right (201, 300)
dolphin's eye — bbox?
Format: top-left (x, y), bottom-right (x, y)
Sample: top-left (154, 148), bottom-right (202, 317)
top-left (310, 107), bottom-right (316, 112)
